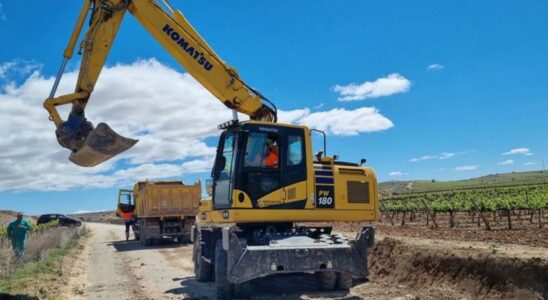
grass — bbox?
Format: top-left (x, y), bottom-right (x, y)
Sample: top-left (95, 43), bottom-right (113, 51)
top-left (380, 170), bottom-right (548, 194)
top-left (0, 227), bottom-right (88, 299)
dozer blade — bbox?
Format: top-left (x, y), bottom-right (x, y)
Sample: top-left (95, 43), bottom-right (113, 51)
top-left (69, 123), bottom-right (138, 167)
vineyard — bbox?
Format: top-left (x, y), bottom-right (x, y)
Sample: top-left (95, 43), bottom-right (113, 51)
top-left (380, 183), bottom-right (548, 230)
top-left (0, 220), bottom-right (60, 239)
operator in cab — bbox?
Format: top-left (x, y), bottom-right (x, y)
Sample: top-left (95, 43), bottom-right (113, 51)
top-left (264, 139), bottom-right (279, 168)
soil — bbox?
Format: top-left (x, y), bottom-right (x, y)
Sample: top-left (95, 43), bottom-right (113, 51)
top-left (54, 223), bottom-right (547, 300)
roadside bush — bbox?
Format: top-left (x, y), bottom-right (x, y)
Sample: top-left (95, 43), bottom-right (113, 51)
top-left (0, 224), bottom-right (84, 278)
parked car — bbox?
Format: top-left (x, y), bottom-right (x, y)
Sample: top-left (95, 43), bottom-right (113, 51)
top-left (37, 214), bottom-right (82, 227)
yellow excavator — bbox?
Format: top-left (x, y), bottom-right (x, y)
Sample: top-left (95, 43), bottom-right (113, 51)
top-left (44, 0), bottom-right (378, 298)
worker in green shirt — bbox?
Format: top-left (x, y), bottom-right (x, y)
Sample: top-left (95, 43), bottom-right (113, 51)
top-left (7, 212), bottom-right (32, 262)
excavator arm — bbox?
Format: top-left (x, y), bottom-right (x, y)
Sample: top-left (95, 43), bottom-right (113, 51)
top-left (44, 0), bottom-right (277, 167)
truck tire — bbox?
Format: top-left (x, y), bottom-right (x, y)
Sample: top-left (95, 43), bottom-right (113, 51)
top-left (315, 271), bottom-right (336, 291)
top-left (194, 238), bottom-right (212, 282)
top-left (336, 272), bottom-right (353, 290)
top-left (215, 240), bottom-right (233, 299)
top-left (140, 230), bottom-right (146, 245)
top-left (141, 222), bottom-right (151, 246)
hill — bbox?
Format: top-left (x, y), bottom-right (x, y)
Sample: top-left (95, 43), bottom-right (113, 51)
top-left (69, 210), bottom-right (122, 224)
top-left (380, 170), bottom-right (548, 195)
top-left (0, 210), bottom-right (37, 225)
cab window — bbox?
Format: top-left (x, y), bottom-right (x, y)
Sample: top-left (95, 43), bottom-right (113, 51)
top-left (244, 132), bottom-right (279, 169)
top-left (240, 131), bottom-right (280, 201)
top-left (287, 135), bottom-right (303, 166)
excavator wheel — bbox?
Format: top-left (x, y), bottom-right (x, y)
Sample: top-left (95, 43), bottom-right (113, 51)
top-left (336, 272), bottom-right (353, 290)
top-left (215, 240), bottom-right (233, 299)
top-left (315, 271), bottom-right (336, 291)
top-left (193, 239), bottom-right (212, 282)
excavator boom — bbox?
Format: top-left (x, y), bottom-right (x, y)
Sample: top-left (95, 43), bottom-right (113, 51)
top-left (44, 0), bottom-right (276, 167)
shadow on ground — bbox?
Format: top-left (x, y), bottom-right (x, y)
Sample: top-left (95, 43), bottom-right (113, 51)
top-left (0, 293), bottom-right (39, 300)
top-left (107, 238), bottom-right (189, 252)
top-left (165, 273), bottom-right (358, 300)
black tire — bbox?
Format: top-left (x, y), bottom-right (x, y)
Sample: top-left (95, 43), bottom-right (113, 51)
top-left (139, 221), bottom-right (146, 245)
top-left (215, 240), bottom-right (233, 299)
top-left (194, 238), bottom-right (213, 282)
top-left (134, 233), bottom-right (140, 241)
top-left (336, 272), bottom-right (353, 290)
top-left (233, 281), bottom-right (249, 298)
top-left (316, 271), bottom-right (336, 291)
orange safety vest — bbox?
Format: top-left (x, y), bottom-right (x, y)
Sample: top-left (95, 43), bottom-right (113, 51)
top-left (119, 210), bottom-right (134, 220)
top-left (265, 148), bottom-right (279, 168)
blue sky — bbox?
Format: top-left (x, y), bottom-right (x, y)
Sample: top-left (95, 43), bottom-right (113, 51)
top-left (0, 0), bottom-right (547, 215)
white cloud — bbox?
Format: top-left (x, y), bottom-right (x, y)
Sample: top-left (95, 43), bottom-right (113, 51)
top-left (295, 107), bottom-right (393, 136)
top-left (455, 165), bottom-right (479, 171)
top-left (0, 60), bottom-right (41, 80)
top-left (410, 155), bottom-right (436, 162)
top-left (410, 151), bottom-right (465, 162)
top-left (427, 64), bottom-right (444, 70)
top-left (523, 162), bottom-right (537, 166)
top-left (313, 103), bottom-right (325, 110)
top-left (0, 3), bottom-right (6, 21)
top-left (502, 148), bottom-right (533, 156)
top-left (334, 73), bottom-right (410, 101)
top-left (497, 159), bottom-right (514, 166)
top-left (0, 59), bottom-right (394, 192)
top-left (439, 152), bottom-right (458, 160)
top-left (389, 171), bottom-right (406, 177)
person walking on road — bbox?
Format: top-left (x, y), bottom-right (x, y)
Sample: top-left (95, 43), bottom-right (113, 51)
top-left (7, 212), bottom-right (32, 262)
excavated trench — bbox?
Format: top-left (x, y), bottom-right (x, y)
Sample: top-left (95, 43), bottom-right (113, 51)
top-left (369, 237), bottom-right (548, 299)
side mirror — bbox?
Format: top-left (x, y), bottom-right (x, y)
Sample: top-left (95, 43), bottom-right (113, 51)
top-left (333, 155), bottom-right (339, 161)
top-left (360, 158), bottom-right (366, 166)
top-left (213, 156), bottom-right (227, 179)
top-left (315, 151), bottom-right (324, 162)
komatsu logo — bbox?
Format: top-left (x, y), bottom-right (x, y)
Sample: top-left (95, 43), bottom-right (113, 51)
top-left (162, 24), bottom-right (213, 71)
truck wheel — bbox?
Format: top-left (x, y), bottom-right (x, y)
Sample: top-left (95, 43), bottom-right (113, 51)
top-left (336, 272), bottom-right (353, 290)
top-left (316, 271), bottom-right (336, 291)
top-left (215, 240), bottom-right (233, 299)
top-left (139, 221), bottom-right (147, 245)
top-left (194, 239), bottom-right (212, 282)
top-left (141, 230), bottom-right (151, 246)
top-left (233, 282), bottom-right (249, 298)
top-left (140, 230), bottom-right (145, 245)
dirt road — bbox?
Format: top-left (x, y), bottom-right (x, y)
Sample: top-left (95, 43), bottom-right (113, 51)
top-left (63, 223), bottom-right (547, 300)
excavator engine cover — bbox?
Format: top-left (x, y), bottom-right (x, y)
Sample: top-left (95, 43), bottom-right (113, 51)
top-left (69, 122), bottom-right (138, 167)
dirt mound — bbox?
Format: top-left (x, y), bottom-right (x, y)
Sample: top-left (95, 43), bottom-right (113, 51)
top-left (370, 237), bottom-right (548, 299)
top-left (329, 221), bottom-right (548, 248)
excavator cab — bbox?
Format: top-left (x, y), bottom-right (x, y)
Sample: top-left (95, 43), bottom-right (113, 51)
top-left (116, 189), bottom-right (135, 220)
top-left (211, 121), bottom-right (308, 210)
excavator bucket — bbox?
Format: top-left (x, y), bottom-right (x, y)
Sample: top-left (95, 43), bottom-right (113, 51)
top-left (69, 123), bottom-right (138, 167)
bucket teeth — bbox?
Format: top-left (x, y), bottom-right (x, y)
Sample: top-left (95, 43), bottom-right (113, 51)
top-left (69, 122), bottom-right (138, 167)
